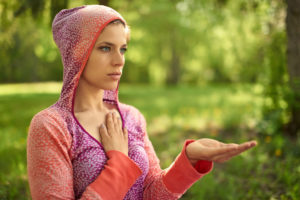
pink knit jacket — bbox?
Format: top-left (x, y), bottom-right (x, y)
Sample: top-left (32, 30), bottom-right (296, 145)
top-left (27, 5), bottom-right (213, 200)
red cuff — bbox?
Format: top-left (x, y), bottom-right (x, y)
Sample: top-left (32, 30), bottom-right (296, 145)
top-left (186, 140), bottom-right (213, 174)
top-left (163, 140), bottom-right (213, 194)
top-left (90, 150), bottom-right (142, 199)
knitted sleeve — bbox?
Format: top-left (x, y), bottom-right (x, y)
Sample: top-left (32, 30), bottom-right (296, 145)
top-left (142, 119), bottom-right (213, 199)
top-left (27, 111), bottom-right (141, 200)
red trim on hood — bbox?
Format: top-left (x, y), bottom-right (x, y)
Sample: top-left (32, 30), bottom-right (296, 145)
top-left (71, 17), bottom-right (127, 146)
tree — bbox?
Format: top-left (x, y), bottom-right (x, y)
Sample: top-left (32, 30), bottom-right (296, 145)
top-left (286, 0), bottom-right (300, 137)
top-left (13, 0), bottom-right (69, 25)
top-left (97, 0), bottom-right (110, 6)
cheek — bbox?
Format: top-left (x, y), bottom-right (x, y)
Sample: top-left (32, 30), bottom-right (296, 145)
top-left (83, 64), bottom-right (105, 81)
top-left (85, 54), bottom-right (108, 73)
top-left (90, 51), bottom-right (105, 61)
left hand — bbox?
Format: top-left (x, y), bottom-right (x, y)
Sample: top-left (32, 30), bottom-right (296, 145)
top-left (186, 138), bottom-right (257, 164)
top-left (99, 112), bottom-right (128, 156)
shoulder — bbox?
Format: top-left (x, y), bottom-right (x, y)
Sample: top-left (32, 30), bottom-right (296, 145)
top-left (28, 106), bottom-right (72, 145)
top-left (119, 102), bottom-right (147, 134)
top-left (119, 103), bottom-right (146, 124)
top-left (30, 106), bottom-right (64, 129)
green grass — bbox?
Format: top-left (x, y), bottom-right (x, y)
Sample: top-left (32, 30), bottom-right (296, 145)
top-left (0, 82), bottom-right (299, 199)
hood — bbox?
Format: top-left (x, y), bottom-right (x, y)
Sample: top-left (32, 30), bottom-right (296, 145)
top-left (52, 5), bottom-right (126, 112)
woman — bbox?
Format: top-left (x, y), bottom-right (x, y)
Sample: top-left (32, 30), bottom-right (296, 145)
top-left (27, 5), bottom-right (257, 200)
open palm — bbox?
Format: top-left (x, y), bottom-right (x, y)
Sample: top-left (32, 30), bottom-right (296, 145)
top-left (186, 138), bottom-right (257, 164)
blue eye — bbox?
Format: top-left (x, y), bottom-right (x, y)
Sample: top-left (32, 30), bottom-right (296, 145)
top-left (98, 46), bottom-right (127, 54)
top-left (99, 46), bottom-right (110, 52)
top-left (120, 48), bottom-right (127, 54)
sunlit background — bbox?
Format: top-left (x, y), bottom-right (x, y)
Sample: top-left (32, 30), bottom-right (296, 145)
top-left (0, 0), bottom-right (299, 199)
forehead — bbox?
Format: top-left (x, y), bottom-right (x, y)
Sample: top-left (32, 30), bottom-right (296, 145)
top-left (96, 24), bottom-right (127, 44)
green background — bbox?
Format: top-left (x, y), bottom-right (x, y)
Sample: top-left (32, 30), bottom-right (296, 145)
top-left (1, 0), bottom-right (299, 199)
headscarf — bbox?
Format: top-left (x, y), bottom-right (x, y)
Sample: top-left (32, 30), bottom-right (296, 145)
top-left (52, 5), bottom-right (126, 114)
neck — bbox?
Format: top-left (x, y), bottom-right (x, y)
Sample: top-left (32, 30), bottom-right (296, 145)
top-left (74, 78), bottom-right (106, 113)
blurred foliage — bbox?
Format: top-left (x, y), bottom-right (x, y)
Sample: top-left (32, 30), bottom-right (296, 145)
top-left (0, 83), bottom-right (299, 199)
top-left (1, 0), bottom-right (299, 198)
top-left (3, 1), bottom-right (296, 137)
top-left (0, 0), bottom-right (286, 85)
top-left (257, 1), bottom-right (300, 138)
top-left (258, 29), bottom-right (291, 137)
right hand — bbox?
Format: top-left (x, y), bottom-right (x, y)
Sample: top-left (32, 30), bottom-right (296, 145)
top-left (186, 138), bottom-right (257, 164)
top-left (99, 112), bottom-right (128, 156)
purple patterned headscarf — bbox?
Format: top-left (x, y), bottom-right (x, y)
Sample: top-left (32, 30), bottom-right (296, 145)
top-left (52, 5), bottom-right (126, 113)
top-left (51, 5), bottom-right (149, 199)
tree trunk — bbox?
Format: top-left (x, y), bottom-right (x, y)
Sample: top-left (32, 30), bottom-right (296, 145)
top-left (286, 0), bottom-right (300, 137)
top-left (97, 0), bottom-right (110, 6)
top-left (167, 45), bottom-right (180, 85)
top-left (166, 30), bottom-right (181, 85)
top-left (51, 0), bottom-right (69, 23)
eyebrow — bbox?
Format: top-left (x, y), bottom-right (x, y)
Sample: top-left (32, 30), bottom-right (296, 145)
top-left (97, 41), bottom-right (127, 47)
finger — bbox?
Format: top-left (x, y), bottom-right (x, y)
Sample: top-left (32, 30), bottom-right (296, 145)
top-left (106, 112), bottom-right (114, 134)
top-left (219, 141), bottom-right (257, 148)
top-left (204, 145), bottom-right (239, 158)
top-left (112, 112), bottom-right (119, 132)
top-left (237, 141), bottom-right (257, 152)
top-left (117, 117), bottom-right (122, 130)
top-left (214, 141), bottom-right (256, 157)
top-left (215, 148), bottom-right (249, 163)
top-left (213, 149), bottom-right (244, 162)
top-left (211, 143), bottom-right (239, 159)
top-left (215, 156), bottom-right (232, 163)
top-left (111, 112), bottom-right (116, 126)
top-left (218, 143), bottom-right (239, 149)
top-left (99, 124), bottom-right (108, 139)
top-left (218, 141), bottom-right (256, 157)
top-left (213, 141), bottom-right (257, 162)
top-left (123, 127), bottom-right (128, 140)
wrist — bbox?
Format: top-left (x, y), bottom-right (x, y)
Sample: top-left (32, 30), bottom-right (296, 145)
top-left (105, 148), bottom-right (128, 156)
top-left (186, 141), bottom-right (197, 165)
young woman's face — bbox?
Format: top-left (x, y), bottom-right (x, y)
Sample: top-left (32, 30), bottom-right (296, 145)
top-left (81, 23), bottom-right (127, 90)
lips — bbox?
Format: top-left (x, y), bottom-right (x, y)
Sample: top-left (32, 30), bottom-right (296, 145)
top-left (107, 72), bottom-right (122, 75)
top-left (107, 72), bottom-right (122, 80)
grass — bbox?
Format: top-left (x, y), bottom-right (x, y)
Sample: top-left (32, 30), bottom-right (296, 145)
top-left (0, 82), bottom-right (299, 199)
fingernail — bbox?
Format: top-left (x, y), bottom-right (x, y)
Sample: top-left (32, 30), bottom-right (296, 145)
top-left (100, 124), bottom-right (104, 128)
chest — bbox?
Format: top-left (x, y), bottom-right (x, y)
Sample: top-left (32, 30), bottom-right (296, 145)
top-left (71, 105), bottom-right (149, 199)
top-left (71, 127), bottom-right (149, 199)
top-left (75, 109), bottom-right (121, 142)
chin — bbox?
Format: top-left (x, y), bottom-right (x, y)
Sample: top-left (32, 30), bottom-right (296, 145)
top-left (102, 83), bottom-right (119, 91)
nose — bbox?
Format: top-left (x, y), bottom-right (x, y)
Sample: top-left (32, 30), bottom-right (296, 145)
top-left (112, 50), bottom-right (125, 67)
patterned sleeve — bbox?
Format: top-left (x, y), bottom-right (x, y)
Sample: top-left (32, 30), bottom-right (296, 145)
top-left (141, 115), bottom-right (213, 199)
top-left (27, 111), bottom-right (141, 200)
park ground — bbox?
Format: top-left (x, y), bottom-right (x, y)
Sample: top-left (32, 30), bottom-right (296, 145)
top-left (0, 82), bottom-right (299, 199)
